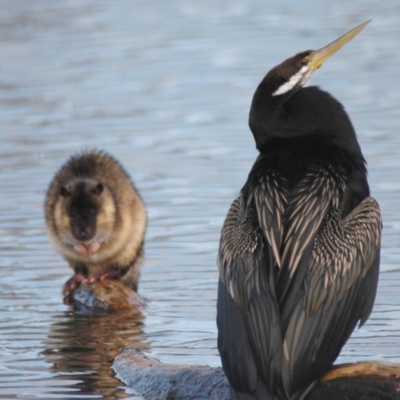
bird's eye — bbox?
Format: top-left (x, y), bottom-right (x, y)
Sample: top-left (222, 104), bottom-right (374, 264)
top-left (70, 208), bottom-right (77, 218)
top-left (89, 208), bottom-right (96, 216)
top-left (301, 59), bottom-right (308, 66)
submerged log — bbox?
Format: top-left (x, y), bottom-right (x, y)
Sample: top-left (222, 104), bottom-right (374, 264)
top-left (66, 278), bottom-right (145, 314)
top-left (113, 348), bottom-right (230, 400)
top-left (113, 349), bottom-right (400, 400)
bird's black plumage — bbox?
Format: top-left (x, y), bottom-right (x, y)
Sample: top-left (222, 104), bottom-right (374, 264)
top-left (217, 23), bottom-right (381, 400)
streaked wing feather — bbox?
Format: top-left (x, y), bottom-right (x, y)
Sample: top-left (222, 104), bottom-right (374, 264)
top-left (276, 168), bottom-right (343, 303)
top-left (307, 197), bottom-right (382, 315)
top-left (282, 169), bottom-right (342, 278)
top-left (281, 197), bottom-right (381, 397)
top-left (217, 195), bottom-right (281, 396)
top-left (253, 174), bottom-right (288, 269)
top-left (218, 196), bottom-right (264, 308)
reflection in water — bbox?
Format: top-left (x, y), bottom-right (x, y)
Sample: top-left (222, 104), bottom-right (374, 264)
top-left (43, 309), bottom-right (147, 399)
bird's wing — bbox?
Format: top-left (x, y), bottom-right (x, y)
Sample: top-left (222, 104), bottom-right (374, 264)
top-left (218, 196), bottom-right (265, 308)
top-left (275, 168), bottom-right (344, 303)
top-left (281, 196), bottom-right (382, 397)
top-left (217, 195), bottom-right (281, 397)
top-left (252, 173), bottom-right (288, 269)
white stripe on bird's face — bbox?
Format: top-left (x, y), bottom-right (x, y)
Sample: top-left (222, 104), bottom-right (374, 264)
top-left (272, 65), bottom-right (312, 96)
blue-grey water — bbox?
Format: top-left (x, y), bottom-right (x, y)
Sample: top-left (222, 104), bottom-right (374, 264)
top-left (0, 0), bottom-right (400, 398)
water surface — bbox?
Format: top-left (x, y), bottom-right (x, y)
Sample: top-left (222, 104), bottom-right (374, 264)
top-left (1, 0), bottom-right (400, 398)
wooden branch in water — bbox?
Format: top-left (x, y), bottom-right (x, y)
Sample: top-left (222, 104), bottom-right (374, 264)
top-left (113, 349), bottom-right (400, 400)
top-left (113, 348), bottom-right (230, 400)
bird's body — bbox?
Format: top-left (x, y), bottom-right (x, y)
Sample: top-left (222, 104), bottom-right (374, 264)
top-left (45, 150), bottom-right (147, 296)
top-left (217, 22), bottom-right (381, 400)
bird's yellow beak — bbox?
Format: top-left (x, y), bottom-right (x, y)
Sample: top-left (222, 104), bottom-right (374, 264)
top-left (307, 20), bottom-right (371, 71)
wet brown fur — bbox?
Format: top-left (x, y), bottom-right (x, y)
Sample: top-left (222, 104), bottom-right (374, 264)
top-left (45, 150), bottom-right (147, 292)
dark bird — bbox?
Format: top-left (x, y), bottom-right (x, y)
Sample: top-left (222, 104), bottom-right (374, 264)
top-left (217, 21), bottom-right (381, 400)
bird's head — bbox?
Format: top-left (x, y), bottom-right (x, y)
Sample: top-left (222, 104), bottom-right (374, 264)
top-left (249, 21), bottom-right (370, 150)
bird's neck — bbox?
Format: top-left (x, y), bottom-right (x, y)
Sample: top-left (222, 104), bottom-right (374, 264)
top-left (248, 134), bottom-right (366, 191)
top-left (249, 86), bottom-right (362, 158)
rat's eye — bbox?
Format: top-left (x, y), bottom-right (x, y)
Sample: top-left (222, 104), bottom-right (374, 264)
top-left (60, 186), bottom-right (70, 198)
top-left (92, 183), bottom-right (103, 196)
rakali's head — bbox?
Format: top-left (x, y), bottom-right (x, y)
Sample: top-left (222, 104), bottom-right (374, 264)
top-left (48, 177), bottom-right (117, 258)
top-left (58, 179), bottom-right (103, 242)
top-left (249, 21), bottom-right (370, 149)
